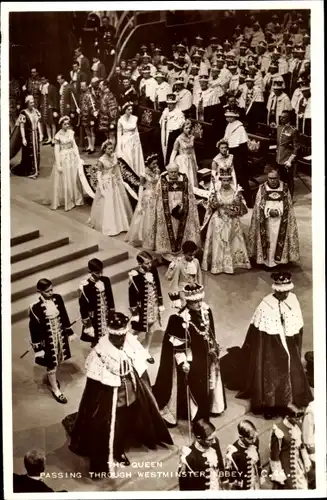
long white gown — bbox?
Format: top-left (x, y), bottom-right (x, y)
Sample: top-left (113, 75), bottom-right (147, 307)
top-left (116, 114), bottom-right (145, 177)
top-left (46, 129), bottom-right (84, 211)
top-left (88, 153), bottom-right (133, 236)
top-left (202, 186), bottom-right (251, 274)
top-left (171, 133), bottom-right (199, 187)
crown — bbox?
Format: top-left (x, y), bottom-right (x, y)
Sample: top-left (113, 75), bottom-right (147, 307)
top-left (145, 153), bottom-right (158, 166)
top-left (271, 272), bottom-right (294, 292)
top-left (218, 166), bottom-right (233, 179)
top-left (183, 283), bottom-right (205, 302)
top-left (107, 312), bottom-right (130, 336)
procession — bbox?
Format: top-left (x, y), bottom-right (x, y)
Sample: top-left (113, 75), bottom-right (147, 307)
top-left (5, 6), bottom-right (319, 496)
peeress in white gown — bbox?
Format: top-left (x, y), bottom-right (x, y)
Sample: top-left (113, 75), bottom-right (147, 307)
top-left (44, 116), bottom-right (84, 211)
top-left (169, 119), bottom-right (199, 187)
top-left (88, 140), bottom-right (133, 236)
top-left (116, 103), bottom-right (145, 177)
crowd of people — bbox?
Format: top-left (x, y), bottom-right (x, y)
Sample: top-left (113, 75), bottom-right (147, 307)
top-left (11, 9), bottom-right (314, 494)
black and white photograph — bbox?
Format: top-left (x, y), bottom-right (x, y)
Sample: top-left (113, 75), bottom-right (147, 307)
top-left (1, 1), bottom-right (325, 498)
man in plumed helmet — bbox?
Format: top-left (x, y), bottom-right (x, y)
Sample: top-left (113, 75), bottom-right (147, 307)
top-left (63, 312), bottom-right (173, 473)
top-left (153, 283), bottom-right (226, 427)
top-left (235, 272), bottom-right (313, 419)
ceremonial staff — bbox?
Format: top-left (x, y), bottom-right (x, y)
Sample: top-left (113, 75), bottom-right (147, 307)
top-left (20, 316), bottom-right (81, 359)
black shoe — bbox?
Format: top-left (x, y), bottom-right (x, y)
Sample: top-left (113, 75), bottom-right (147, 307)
top-left (51, 390), bottom-right (67, 404)
top-left (88, 149), bottom-right (95, 155)
top-left (147, 356), bottom-right (155, 364)
top-left (114, 454), bottom-right (130, 466)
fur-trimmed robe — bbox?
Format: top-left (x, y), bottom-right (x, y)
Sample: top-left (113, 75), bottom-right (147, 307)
top-left (236, 293), bottom-right (313, 412)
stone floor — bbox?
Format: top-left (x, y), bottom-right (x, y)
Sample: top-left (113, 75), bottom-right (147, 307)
top-left (9, 144), bottom-right (313, 493)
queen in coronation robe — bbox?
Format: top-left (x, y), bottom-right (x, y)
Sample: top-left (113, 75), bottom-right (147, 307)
top-left (201, 167), bottom-right (251, 275)
top-left (62, 312), bottom-right (173, 474)
top-left (148, 162), bottom-right (201, 261)
top-left (247, 168), bottom-right (300, 268)
top-left (153, 284), bottom-right (226, 427)
top-left (235, 273), bottom-right (313, 419)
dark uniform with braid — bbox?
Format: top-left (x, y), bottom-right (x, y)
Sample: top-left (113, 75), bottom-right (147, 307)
top-left (79, 276), bottom-right (115, 345)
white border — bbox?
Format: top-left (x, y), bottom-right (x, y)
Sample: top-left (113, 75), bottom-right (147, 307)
top-left (1, 1), bottom-right (326, 499)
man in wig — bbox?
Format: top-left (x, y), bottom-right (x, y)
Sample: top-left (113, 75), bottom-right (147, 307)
top-left (62, 312), bottom-right (173, 473)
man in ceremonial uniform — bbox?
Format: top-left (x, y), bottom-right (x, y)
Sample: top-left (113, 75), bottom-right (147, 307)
top-left (223, 109), bottom-right (252, 207)
top-left (159, 93), bottom-right (185, 166)
top-left (63, 312), bottom-right (173, 473)
top-left (269, 416), bottom-right (311, 489)
top-left (29, 278), bottom-right (76, 404)
top-left (154, 71), bottom-right (171, 112)
top-left (74, 46), bottom-right (91, 82)
top-left (141, 53), bottom-right (157, 77)
top-left (153, 283), bottom-right (226, 425)
top-left (23, 68), bottom-right (41, 109)
top-left (238, 76), bottom-right (265, 131)
top-left (78, 258), bottom-right (115, 346)
top-left (91, 55), bottom-right (106, 80)
top-left (118, 76), bottom-right (138, 110)
top-left (98, 80), bottom-right (119, 141)
top-left (236, 273), bottom-right (313, 419)
top-left (295, 84), bottom-right (311, 136)
top-left (193, 74), bottom-right (221, 122)
top-left (224, 420), bottom-right (262, 490)
top-left (248, 168), bottom-right (300, 267)
top-left (266, 78), bottom-right (292, 127)
top-left (39, 76), bottom-right (58, 145)
top-left (139, 66), bottom-right (158, 108)
top-left (57, 74), bottom-right (78, 121)
top-left (190, 35), bottom-right (204, 57)
top-left (178, 419), bottom-right (225, 491)
top-left (174, 79), bottom-right (193, 115)
top-left (276, 109), bottom-right (301, 197)
top-left (70, 62), bottom-right (87, 99)
top-left (128, 251), bottom-right (164, 358)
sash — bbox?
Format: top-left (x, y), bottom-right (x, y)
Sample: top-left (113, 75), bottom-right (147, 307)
top-left (161, 174), bottom-right (189, 253)
top-left (258, 184), bottom-right (289, 261)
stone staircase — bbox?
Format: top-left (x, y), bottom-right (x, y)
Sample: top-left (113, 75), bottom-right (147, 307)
top-left (11, 196), bottom-right (136, 324)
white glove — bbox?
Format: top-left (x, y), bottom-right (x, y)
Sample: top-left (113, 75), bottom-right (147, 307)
top-left (84, 326), bottom-right (95, 337)
top-left (182, 362), bottom-right (190, 374)
top-left (159, 305), bottom-right (165, 312)
top-left (69, 333), bottom-right (78, 342)
top-left (35, 350), bottom-right (45, 358)
top-left (53, 111), bottom-right (58, 118)
top-left (131, 315), bottom-right (140, 322)
top-left (22, 85), bottom-right (27, 91)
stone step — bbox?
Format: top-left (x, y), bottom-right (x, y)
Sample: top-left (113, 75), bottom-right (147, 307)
top-left (11, 249), bottom-right (129, 303)
top-left (11, 234), bottom-right (70, 264)
top-left (11, 241), bottom-right (99, 282)
top-left (11, 228), bottom-right (40, 247)
top-left (11, 257), bottom-right (135, 323)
